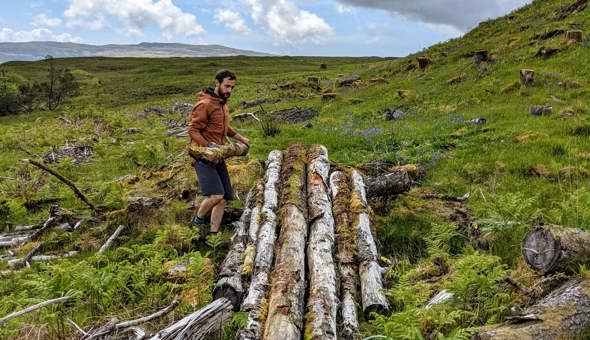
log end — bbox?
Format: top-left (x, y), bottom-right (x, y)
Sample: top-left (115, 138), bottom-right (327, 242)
top-left (212, 285), bottom-right (241, 312)
top-left (522, 225), bottom-right (561, 274)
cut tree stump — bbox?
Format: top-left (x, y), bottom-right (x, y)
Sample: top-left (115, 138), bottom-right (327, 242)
top-left (475, 276), bottom-right (590, 339)
top-left (566, 30), bottom-right (583, 42)
top-left (417, 56), bottom-right (431, 70)
top-left (351, 170), bottom-right (389, 317)
top-left (330, 171), bottom-right (360, 339)
top-left (520, 69), bottom-right (535, 87)
top-left (474, 50), bottom-right (489, 64)
top-left (263, 143), bottom-right (308, 340)
top-left (522, 224), bottom-right (590, 274)
top-left (306, 145), bottom-right (338, 340)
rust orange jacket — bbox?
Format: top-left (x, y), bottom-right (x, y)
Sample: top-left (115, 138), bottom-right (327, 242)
top-left (188, 88), bottom-right (237, 148)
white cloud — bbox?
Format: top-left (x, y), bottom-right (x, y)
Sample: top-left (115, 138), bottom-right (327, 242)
top-left (243, 0), bottom-right (332, 44)
top-left (214, 9), bottom-right (250, 34)
top-left (335, 0), bottom-right (532, 30)
top-left (33, 14), bottom-right (63, 27)
top-left (64, 0), bottom-right (205, 38)
top-left (0, 27), bottom-right (80, 42)
top-left (336, 4), bottom-right (354, 14)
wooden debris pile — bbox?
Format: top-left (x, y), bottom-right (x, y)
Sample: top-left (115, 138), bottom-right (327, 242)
top-left (167, 143), bottom-right (397, 339)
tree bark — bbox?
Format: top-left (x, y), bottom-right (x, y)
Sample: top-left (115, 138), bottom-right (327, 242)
top-left (241, 182), bottom-right (265, 277)
top-left (306, 145), bottom-right (338, 340)
top-left (522, 224), bottom-right (590, 275)
top-left (366, 169), bottom-right (412, 199)
top-left (263, 143), bottom-right (308, 340)
top-left (150, 298), bottom-right (233, 340)
top-left (238, 150), bottom-right (283, 339)
top-left (475, 276), bottom-right (590, 340)
top-left (351, 170), bottom-right (389, 317)
top-left (330, 171), bottom-right (360, 340)
top-left (213, 182), bottom-right (263, 310)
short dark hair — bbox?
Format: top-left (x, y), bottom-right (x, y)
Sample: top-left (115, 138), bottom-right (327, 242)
top-left (215, 69), bottom-right (236, 83)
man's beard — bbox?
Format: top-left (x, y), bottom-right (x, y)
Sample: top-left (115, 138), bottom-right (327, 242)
top-left (217, 89), bottom-right (230, 101)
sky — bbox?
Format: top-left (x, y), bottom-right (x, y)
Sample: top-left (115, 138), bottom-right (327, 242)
top-left (0, 0), bottom-right (532, 57)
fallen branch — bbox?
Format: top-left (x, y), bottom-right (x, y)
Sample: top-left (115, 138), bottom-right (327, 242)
top-left (98, 225), bottom-right (127, 255)
top-left (7, 251), bottom-right (78, 267)
top-left (21, 159), bottom-right (98, 213)
top-left (150, 298), bottom-right (232, 340)
top-left (22, 243), bottom-right (43, 268)
top-left (0, 296), bottom-right (71, 326)
top-left (116, 296), bottom-right (180, 329)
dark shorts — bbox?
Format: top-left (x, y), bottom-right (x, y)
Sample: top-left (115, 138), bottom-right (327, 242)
top-left (194, 160), bottom-right (234, 200)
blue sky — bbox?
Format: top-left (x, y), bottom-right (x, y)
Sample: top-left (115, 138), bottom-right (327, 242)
top-left (0, 0), bottom-right (532, 57)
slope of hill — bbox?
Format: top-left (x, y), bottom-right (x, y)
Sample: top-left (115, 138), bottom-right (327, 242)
top-left (0, 0), bottom-right (589, 338)
top-left (0, 41), bottom-right (273, 63)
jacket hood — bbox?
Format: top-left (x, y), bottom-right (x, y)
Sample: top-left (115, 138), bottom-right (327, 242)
top-left (197, 87), bottom-right (225, 103)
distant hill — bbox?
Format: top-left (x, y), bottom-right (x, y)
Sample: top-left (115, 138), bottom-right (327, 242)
top-left (0, 41), bottom-right (273, 63)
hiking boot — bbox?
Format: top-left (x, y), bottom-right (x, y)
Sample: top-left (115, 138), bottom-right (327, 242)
top-left (192, 216), bottom-right (208, 241)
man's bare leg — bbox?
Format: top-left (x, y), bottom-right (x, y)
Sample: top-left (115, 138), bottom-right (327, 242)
top-left (196, 195), bottom-right (224, 221)
top-left (210, 199), bottom-right (226, 232)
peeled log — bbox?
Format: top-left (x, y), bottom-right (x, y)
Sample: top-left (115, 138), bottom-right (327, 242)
top-left (238, 150), bottom-right (283, 340)
top-left (366, 169), bottom-right (412, 199)
top-left (330, 171), bottom-right (360, 339)
top-left (188, 141), bottom-right (249, 163)
top-left (213, 181), bottom-right (263, 309)
top-left (306, 145), bottom-right (338, 340)
top-left (522, 224), bottom-right (590, 275)
top-left (351, 170), bottom-right (389, 317)
top-left (263, 143), bottom-right (308, 340)
top-left (475, 276), bottom-right (590, 340)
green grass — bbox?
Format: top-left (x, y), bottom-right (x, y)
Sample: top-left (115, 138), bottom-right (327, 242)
top-left (1, 0), bottom-right (589, 338)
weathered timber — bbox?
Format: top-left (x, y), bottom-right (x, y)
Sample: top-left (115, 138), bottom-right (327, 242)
top-left (213, 182), bottom-right (262, 309)
top-left (238, 150), bottom-right (283, 339)
top-left (522, 224), bottom-right (590, 274)
top-left (241, 182), bottom-right (265, 276)
top-left (263, 143), bottom-right (308, 340)
top-left (150, 297), bottom-right (232, 340)
top-left (351, 170), bottom-right (389, 317)
top-left (330, 171), bottom-right (360, 339)
top-left (97, 225), bottom-right (127, 255)
top-left (8, 251), bottom-right (78, 267)
top-left (188, 141), bottom-right (249, 163)
top-left (0, 296), bottom-right (72, 326)
top-left (475, 276), bottom-right (590, 339)
top-left (306, 144), bottom-right (338, 339)
top-left (366, 169), bottom-right (412, 198)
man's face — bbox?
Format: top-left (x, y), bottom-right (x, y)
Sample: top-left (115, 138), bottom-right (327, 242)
top-left (215, 77), bottom-right (236, 101)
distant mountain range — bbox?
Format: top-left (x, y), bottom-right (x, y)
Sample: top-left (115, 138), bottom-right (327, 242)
top-left (0, 41), bottom-right (272, 63)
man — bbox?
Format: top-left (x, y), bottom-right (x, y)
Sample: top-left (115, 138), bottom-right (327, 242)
top-left (188, 70), bottom-right (250, 240)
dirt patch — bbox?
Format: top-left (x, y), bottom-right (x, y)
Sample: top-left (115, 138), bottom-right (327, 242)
top-left (556, 0), bottom-right (588, 19)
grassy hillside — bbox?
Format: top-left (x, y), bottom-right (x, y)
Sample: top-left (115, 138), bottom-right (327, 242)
top-left (1, 0), bottom-right (589, 338)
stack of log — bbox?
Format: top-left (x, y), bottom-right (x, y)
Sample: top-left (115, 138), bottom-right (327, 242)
top-left (155, 143), bottom-right (402, 339)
